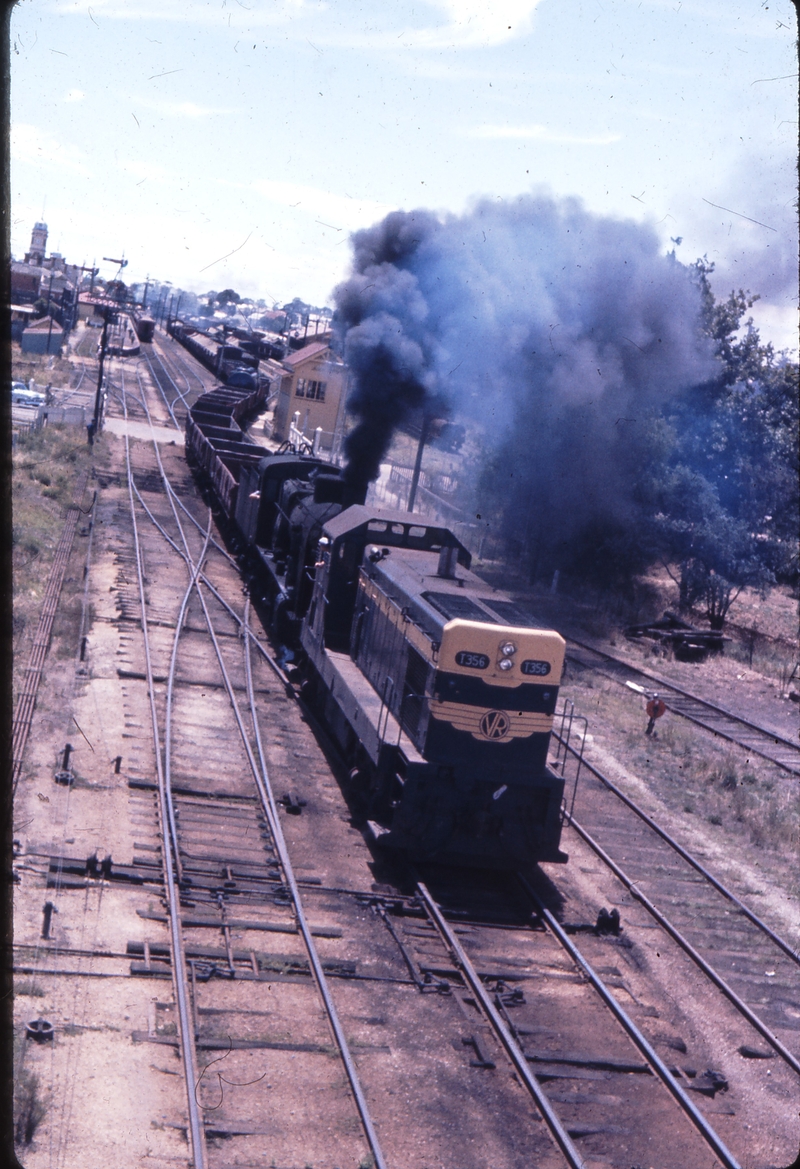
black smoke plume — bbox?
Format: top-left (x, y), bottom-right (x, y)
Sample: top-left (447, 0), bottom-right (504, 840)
top-left (334, 194), bottom-right (716, 578)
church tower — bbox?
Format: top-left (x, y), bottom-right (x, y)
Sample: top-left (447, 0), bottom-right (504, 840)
top-left (25, 222), bottom-right (48, 266)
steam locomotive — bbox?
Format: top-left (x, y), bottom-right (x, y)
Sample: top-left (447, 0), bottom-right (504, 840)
top-left (186, 377), bottom-right (569, 870)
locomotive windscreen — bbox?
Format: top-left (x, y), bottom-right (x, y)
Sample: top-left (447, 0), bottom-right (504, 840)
top-left (423, 592), bottom-right (502, 624)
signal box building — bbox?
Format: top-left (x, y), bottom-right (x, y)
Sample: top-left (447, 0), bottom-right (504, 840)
top-left (272, 341), bottom-right (348, 451)
top-left (21, 316), bottom-right (63, 355)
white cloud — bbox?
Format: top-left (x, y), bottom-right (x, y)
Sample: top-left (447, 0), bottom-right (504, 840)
top-left (11, 123), bottom-right (92, 175)
top-left (467, 124), bottom-right (622, 145)
top-left (50, 0), bottom-right (316, 25)
top-left (419, 0), bottom-right (541, 47)
top-left (50, 0), bottom-right (541, 49)
top-left (317, 1), bottom-right (543, 51)
top-left (245, 178), bottom-right (393, 230)
top-left (134, 97), bottom-right (237, 118)
top-left (64, 89), bottom-right (85, 102)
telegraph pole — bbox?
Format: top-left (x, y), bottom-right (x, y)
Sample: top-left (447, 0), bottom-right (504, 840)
top-left (45, 271), bottom-right (55, 353)
top-left (90, 304), bottom-right (114, 442)
top-left (407, 414), bottom-right (431, 512)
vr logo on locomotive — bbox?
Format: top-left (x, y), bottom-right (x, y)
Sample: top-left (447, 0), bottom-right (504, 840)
top-left (478, 710), bottom-right (511, 740)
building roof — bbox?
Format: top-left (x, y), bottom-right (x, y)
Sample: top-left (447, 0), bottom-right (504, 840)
top-left (23, 315), bottom-right (60, 331)
top-left (282, 341), bottom-right (332, 368)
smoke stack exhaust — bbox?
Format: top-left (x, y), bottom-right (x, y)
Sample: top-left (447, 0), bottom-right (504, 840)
top-left (334, 194), bottom-right (715, 580)
top-left (437, 545), bottom-right (458, 579)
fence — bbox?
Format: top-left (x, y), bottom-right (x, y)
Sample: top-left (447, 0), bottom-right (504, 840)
top-left (285, 410), bottom-right (345, 463)
top-left (12, 403), bottom-right (89, 448)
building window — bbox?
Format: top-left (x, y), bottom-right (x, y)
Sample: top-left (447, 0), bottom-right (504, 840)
top-left (295, 377), bottom-right (326, 401)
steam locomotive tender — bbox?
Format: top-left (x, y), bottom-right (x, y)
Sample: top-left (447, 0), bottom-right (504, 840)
top-left (186, 379), bottom-right (569, 870)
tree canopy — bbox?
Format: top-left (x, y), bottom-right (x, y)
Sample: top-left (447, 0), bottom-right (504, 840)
top-left (653, 261), bottom-right (798, 624)
top-left (106, 279), bottom-right (128, 303)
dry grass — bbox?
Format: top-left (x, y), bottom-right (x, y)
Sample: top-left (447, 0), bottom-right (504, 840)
top-left (564, 667), bottom-right (799, 894)
top-left (12, 341), bottom-right (77, 389)
top-left (12, 424), bottom-right (105, 701)
top-left (14, 981), bottom-right (46, 998)
top-left (14, 1065), bottom-right (48, 1148)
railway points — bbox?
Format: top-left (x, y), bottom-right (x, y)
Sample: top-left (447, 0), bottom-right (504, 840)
top-left (11, 339), bottom-right (800, 1169)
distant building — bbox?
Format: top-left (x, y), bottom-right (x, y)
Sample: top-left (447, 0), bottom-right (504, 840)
top-left (10, 305), bottom-right (36, 343)
top-left (271, 341), bottom-right (348, 451)
top-left (21, 316), bottom-right (63, 355)
top-left (25, 221), bottom-right (48, 266)
top-left (10, 262), bottom-right (41, 304)
top-left (11, 221), bottom-right (79, 329)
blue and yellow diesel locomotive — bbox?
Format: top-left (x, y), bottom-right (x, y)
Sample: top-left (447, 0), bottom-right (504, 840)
top-left (186, 379), bottom-right (568, 869)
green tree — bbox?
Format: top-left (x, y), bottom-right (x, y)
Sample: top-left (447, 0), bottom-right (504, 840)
top-left (650, 261), bottom-right (798, 625)
top-left (106, 279), bottom-right (128, 303)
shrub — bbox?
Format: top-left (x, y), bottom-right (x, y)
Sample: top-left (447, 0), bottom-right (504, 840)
top-left (14, 1069), bottom-right (47, 1146)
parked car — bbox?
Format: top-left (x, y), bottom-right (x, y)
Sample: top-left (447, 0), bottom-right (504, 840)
top-left (11, 383), bottom-right (46, 407)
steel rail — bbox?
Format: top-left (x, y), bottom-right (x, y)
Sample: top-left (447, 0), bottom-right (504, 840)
top-left (162, 520), bottom-right (214, 886)
top-left (133, 366), bottom-right (238, 568)
top-left (568, 815), bottom-right (800, 1077)
top-left (147, 343), bottom-right (189, 427)
top-left (129, 477), bottom-right (288, 688)
top-left (516, 874), bottom-right (743, 1169)
top-left (157, 338), bottom-right (204, 397)
top-left (132, 371), bottom-right (388, 1169)
top-left (120, 373), bottom-right (208, 1168)
top-left (139, 345), bottom-right (183, 430)
top-left (151, 342), bottom-right (194, 412)
top-left (164, 547), bottom-right (390, 1168)
top-left (244, 602), bottom-right (389, 1169)
top-left (124, 388), bottom-right (287, 686)
top-left (566, 636), bottom-right (800, 773)
top-left (169, 347), bottom-right (209, 394)
top-left (416, 882), bottom-right (587, 1169)
top-left (555, 733), bottom-right (800, 968)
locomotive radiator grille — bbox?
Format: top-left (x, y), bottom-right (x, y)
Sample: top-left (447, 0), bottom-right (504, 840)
top-left (429, 701), bottom-right (553, 741)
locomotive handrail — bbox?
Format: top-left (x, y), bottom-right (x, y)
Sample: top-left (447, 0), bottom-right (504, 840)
top-left (377, 676), bottom-right (395, 745)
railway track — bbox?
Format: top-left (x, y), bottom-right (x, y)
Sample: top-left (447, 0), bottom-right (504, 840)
top-left (113, 363), bottom-right (390, 1168)
top-left (98, 362), bottom-right (745, 1167)
top-left (153, 332), bottom-right (210, 396)
top-left (564, 636), bottom-right (800, 775)
top-left (16, 351), bottom-right (798, 1167)
top-left (549, 729), bottom-right (800, 1072)
top-left (401, 873), bottom-right (745, 1169)
top-left (138, 343), bottom-right (193, 429)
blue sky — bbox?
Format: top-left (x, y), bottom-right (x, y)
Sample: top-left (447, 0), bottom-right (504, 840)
top-left (10, 0), bottom-right (798, 350)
